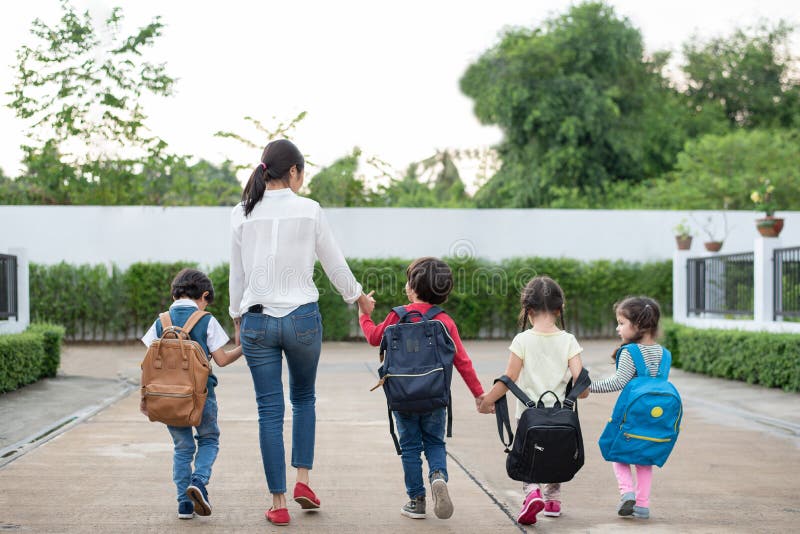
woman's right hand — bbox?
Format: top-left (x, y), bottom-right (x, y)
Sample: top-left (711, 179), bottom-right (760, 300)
top-left (234, 317), bottom-right (241, 346)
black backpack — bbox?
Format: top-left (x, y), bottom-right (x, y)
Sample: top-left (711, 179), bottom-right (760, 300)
top-left (372, 306), bottom-right (456, 454)
top-left (493, 369), bottom-right (591, 483)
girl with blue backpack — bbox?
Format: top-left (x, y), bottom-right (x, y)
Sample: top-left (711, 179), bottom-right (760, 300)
top-left (590, 296), bottom-right (682, 521)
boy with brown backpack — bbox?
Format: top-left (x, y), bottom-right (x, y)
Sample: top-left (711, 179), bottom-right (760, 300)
top-left (140, 268), bottom-right (242, 520)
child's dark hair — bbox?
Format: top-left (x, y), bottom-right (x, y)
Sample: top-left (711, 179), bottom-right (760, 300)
top-left (171, 268), bottom-right (215, 304)
top-left (615, 296), bottom-right (661, 342)
top-left (518, 276), bottom-right (566, 330)
top-left (406, 257), bottom-right (453, 305)
top-left (242, 139), bottom-right (305, 217)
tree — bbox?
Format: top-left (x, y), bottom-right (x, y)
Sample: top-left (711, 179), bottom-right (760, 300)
top-left (8, 0), bottom-right (175, 156)
top-left (683, 21), bottom-right (800, 129)
top-left (636, 129), bottom-right (800, 211)
top-left (460, 1), bottom-right (697, 207)
top-left (307, 148), bottom-right (370, 207)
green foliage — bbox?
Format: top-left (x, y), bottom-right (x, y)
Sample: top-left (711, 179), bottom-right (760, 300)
top-left (206, 264), bottom-right (232, 332)
top-left (0, 324), bottom-right (64, 393)
top-left (683, 21), bottom-right (800, 129)
top-left (124, 262), bottom-right (197, 335)
top-left (29, 259), bottom-right (672, 342)
top-left (630, 129), bottom-right (800, 211)
top-left (26, 323), bottom-right (65, 378)
top-left (460, 1), bottom-right (693, 207)
top-left (8, 0), bottom-right (174, 149)
top-left (307, 148), bottom-right (370, 207)
top-left (663, 322), bottom-right (800, 392)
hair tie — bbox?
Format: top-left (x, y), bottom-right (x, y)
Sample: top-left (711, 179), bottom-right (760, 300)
top-left (259, 162), bottom-right (266, 170)
top-left (644, 304), bottom-right (651, 309)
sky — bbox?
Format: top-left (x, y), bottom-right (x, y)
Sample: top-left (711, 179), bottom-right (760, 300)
top-left (0, 0), bottom-right (797, 191)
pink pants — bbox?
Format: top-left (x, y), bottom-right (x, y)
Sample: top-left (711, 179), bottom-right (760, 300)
top-left (612, 462), bottom-right (653, 508)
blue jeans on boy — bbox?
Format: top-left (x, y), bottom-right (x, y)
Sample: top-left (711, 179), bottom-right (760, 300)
top-left (240, 302), bottom-right (323, 494)
top-left (167, 388), bottom-right (219, 504)
top-left (394, 407), bottom-right (449, 499)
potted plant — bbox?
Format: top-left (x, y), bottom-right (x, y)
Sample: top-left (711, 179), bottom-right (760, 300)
top-left (751, 177), bottom-right (784, 237)
top-left (672, 219), bottom-right (693, 250)
top-left (693, 213), bottom-right (728, 253)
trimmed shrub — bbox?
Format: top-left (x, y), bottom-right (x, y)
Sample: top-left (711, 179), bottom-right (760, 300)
top-left (27, 323), bottom-right (66, 378)
top-left (0, 324), bottom-right (64, 393)
top-left (662, 322), bottom-right (800, 392)
top-left (30, 258), bottom-right (673, 342)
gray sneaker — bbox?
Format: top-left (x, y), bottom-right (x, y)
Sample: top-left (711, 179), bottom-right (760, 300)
top-left (633, 505), bottom-right (650, 519)
top-left (617, 492), bottom-right (635, 516)
top-left (430, 471), bottom-right (454, 519)
top-left (401, 495), bottom-right (426, 519)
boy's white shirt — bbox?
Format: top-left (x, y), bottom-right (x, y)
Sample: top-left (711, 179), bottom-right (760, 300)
top-left (509, 329), bottom-right (583, 419)
top-left (140, 299), bottom-right (230, 354)
top-left (228, 189), bottom-right (362, 318)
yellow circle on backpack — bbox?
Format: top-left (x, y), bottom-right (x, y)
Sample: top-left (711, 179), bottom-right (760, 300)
top-left (651, 406), bottom-right (664, 418)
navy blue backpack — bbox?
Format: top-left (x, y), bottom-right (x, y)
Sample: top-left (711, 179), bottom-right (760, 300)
top-left (372, 306), bottom-right (456, 454)
top-left (598, 343), bottom-right (682, 467)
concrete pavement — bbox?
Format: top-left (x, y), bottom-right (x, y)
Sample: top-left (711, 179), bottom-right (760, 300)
top-left (1, 339), bottom-right (799, 533)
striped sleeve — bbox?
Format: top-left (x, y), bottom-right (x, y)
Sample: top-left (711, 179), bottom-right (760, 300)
top-left (589, 344), bottom-right (664, 393)
top-left (589, 349), bottom-right (636, 393)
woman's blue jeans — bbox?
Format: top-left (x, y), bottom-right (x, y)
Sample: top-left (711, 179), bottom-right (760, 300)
top-left (394, 407), bottom-right (449, 499)
top-left (167, 389), bottom-right (219, 504)
top-left (241, 302), bottom-right (323, 494)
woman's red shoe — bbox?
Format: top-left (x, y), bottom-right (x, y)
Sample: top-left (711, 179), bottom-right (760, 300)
top-left (293, 482), bottom-right (321, 509)
top-left (266, 507), bottom-right (290, 526)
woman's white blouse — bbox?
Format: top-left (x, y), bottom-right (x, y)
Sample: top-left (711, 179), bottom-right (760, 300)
top-left (229, 189), bottom-right (362, 318)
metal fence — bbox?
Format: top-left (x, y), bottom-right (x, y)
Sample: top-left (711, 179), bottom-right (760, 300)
top-left (0, 254), bottom-right (18, 320)
top-left (687, 252), bottom-right (754, 316)
top-left (774, 246), bottom-right (800, 320)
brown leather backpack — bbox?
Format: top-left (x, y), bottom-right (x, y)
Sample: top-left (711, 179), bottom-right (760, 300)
top-left (140, 310), bottom-right (211, 427)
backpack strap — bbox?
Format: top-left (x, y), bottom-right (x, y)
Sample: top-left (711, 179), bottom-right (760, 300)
top-left (422, 306), bottom-right (443, 320)
top-left (159, 312), bottom-right (173, 329)
top-left (563, 368), bottom-right (591, 410)
top-left (181, 310), bottom-right (210, 338)
top-left (657, 347), bottom-right (672, 379)
top-left (492, 375), bottom-right (535, 453)
top-left (621, 343), bottom-right (650, 377)
top-left (392, 306), bottom-right (410, 322)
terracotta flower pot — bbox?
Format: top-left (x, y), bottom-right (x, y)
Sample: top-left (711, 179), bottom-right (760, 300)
top-left (675, 236), bottom-right (692, 250)
top-left (704, 241), bottom-right (723, 252)
top-left (756, 216), bottom-right (784, 237)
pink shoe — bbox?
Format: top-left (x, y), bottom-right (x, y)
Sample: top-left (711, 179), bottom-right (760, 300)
top-left (543, 500), bottom-right (561, 517)
top-left (517, 489), bottom-right (545, 525)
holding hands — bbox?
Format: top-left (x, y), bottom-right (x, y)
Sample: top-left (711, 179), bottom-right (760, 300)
top-left (357, 290), bottom-right (376, 316)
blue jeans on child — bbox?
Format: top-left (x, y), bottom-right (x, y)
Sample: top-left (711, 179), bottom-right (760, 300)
top-left (167, 388), bottom-right (219, 504)
top-left (394, 407), bottom-right (449, 499)
top-left (240, 302), bottom-right (323, 494)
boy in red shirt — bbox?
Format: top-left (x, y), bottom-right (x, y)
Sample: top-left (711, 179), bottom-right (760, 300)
top-left (359, 257), bottom-right (485, 521)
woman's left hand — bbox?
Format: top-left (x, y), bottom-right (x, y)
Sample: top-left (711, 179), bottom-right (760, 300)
top-left (234, 317), bottom-right (241, 346)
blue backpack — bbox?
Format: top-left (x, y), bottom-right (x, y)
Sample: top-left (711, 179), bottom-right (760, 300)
top-left (598, 344), bottom-right (682, 467)
top-left (372, 306), bottom-right (456, 454)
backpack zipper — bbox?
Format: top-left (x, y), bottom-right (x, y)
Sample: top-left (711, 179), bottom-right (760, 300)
top-left (623, 432), bottom-right (671, 443)
top-left (370, 367), bottom-right (444, 391)
top-left (145, 391), bottom-right (192, 398)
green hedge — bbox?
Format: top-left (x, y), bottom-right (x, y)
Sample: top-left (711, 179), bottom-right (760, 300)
top-left (662, 322), bottom-right (800, 392)
top-left (30, 259), bottom-right (671, 342)
top-left (0, 324), bottom-right (65, 393)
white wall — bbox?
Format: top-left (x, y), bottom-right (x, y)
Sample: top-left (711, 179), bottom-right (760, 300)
top-left (1, 205), bottom-right (799, 268)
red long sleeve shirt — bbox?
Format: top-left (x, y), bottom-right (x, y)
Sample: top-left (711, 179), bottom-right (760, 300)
top-left (359, 302), bottom-right (484, 398)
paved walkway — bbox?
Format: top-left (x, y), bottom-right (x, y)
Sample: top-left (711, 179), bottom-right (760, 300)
top-left (1, 340), bottom-right (799, 533)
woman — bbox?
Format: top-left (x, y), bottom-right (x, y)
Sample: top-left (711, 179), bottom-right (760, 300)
top-left (229, 139), bottom-right (374, 526)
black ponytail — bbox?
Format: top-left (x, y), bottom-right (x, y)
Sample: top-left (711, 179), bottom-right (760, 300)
top-left (241, 139), bottom-right (305, 217)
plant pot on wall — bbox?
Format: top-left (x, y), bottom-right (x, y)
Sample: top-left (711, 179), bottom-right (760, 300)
top-left (675, 236), bottom-right (692, 250)
top-left (756, 216), bottom-right (784, 237)
top-left (704, 241), bottom-right (723, 252)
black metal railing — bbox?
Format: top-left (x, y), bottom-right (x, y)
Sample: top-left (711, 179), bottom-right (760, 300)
top-left (687, 252), bottom-right (754, 316)
top-left (774, 246), bottom-right (800, 320)
top-left (0, 254), bottom-right (18, 320)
